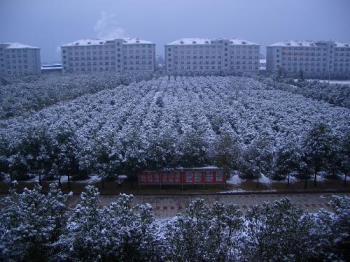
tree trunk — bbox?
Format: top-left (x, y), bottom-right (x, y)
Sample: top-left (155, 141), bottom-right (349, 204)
top-left (101, 177), bottom-right (105, 189)
top-left (58, 175), bottom-right (61, 187)
top-left (304, 177), bottom-right (308, 189)
top-left (287, 173), bottom-right (290, 187)
top-left (313, 172), bottom-right (317, 187)
top-left (68, 174), bottom-right (71, 190)
top-left (39, 173), bottom-right (42, 185)
top-left (345, 173), bottom-right (348, 186)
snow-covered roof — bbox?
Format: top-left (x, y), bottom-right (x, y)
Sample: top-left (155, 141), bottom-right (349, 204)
top-left (167, 38), bottom-right (258, 46)
top-left (62, 38), bottom-right (153, 47)
top-left (229, 38), bottom-right (258, 45)
top-left (62, 39), bottom-right (110, 47)
top-left (270, 40), bottom-right (350, 48)
top-left (270, 41), bottom-right (317, 47)
top-left (123, 38), bottom-right (153, 45)
top-left (2, 42), bottom-right (39, 49)
top-left (167, 38), bottom-right (212, 45)
top-left (335, 42), bottom-right (350, 48)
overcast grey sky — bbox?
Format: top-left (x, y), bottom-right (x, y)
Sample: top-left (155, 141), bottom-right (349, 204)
top-left (1, 0), bottom-right (349, 63)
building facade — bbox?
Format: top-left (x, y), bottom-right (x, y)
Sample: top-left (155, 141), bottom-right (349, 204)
top-left (266, 41), bottom-right (350, 79)
top-left (61, 38), bottom-right (156, 73)
top-left (0, 43), bottom-right (41, 76)
top-left (165, 38), bottom-right (260, 75)
top-left (138, 167), bottom-right (225, 187)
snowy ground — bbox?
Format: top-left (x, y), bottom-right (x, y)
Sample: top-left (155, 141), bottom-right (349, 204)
top-left (226, 172), bottom-right (274, 186)
top-left (73, 192), bottom-right (349, 218)
top-left (74, 175), bottom-right (101, 184)
top-left (307, 79), bottom-right (350, 86)
top-left (226, 174), bottom-right (244, 185)
top-left (227, 173), bottom-right (300, 186)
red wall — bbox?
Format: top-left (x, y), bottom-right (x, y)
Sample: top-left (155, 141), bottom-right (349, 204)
top-left (138, 169), bottom-right (225, 185)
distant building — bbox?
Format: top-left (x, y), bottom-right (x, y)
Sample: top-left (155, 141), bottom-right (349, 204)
top-left (0, 42), bottom-right (41, 76)
top-left (165, 38), bottom-right (260, 75)
top-left (61, 38), bottom-right (156, 74)
top-left (41, 63), bottom-right (63, 74)
top-left (266, 41), bottom-right (350, 79)
top-left (259, 59), bottom-right (266, 71)
top-left (138, 167), bottom-right (226, 187)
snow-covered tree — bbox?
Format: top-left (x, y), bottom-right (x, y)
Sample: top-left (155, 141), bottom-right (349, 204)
top-left (303, 123), bottom-right (338, 186)
top-left (0, 76), bottom-right (349, 181)
top-left (165, 199), bottom-right (242, 261)
top-left (239, 134), bottom-right (274, 180)
top-left (0, 183), bottom-right (69, 261)
top-left (0, 135), bottom-right (9, 180)
top-left (54, 127), bottom-right (82, 184)
top-left (308, 195), bottom-right (350, 261)
top-left (242, 198), bottom-right (316, 261)
top-left (273, 144), bottom-right (301, 184)
top-left (58, 186), bottom-right (160, 261)
top-left (330, 196), bottom-right (350, 260)
top-left (213, 128), bottom-right (240, 178)
top-left (340, 132), bottom-right (350, 185)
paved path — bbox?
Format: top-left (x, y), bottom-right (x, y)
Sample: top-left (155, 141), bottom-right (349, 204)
top-left (74, 192), bottom-right (349, 218)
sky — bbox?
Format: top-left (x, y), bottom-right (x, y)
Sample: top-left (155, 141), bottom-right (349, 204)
top-left (1, 0), bottom-right (349, 63)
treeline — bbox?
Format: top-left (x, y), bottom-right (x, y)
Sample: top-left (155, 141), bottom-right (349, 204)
top-left (0, 76), bottom-right (349, 185)
top-left (261, 77), bottom-right (350, 109)
top-left (0, 184), bottom-right (349, 261)
top-left (0, 123), bottom-right (349, 187)
top-left (0, 72), bottom-right (155, 119)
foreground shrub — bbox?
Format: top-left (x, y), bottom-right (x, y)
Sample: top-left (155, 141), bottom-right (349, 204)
top-left (0, 184), bottom-right (69, 261)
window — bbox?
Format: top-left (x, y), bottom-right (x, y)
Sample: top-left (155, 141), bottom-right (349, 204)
top-left (206, 173), bottom-right (213, 182)
top-left (216, 173), bottom-right (223, 182)
top-left (153, 174), bottom-right (159, 183)
top-left (185, 172), bottom-right (193, 183)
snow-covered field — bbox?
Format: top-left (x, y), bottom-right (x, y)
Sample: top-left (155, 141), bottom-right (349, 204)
top-left (0, 72), bottom-right (154, 119)
top-left (0, 76), bottom-right (349, 180)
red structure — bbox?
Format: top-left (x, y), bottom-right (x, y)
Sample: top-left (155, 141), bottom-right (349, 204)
top-left (138, 167), bottom-right (225, 186)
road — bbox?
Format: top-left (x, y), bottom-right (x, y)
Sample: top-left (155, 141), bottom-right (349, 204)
top-left (69, 192), bottom-right (349, 218)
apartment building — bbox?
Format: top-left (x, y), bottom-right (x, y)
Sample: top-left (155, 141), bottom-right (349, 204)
top-left (266, 41), bottom-right (350, 79)
top-left (0, 43), bottom-right (41, 76)
top-left (61, 38), bottom-right (155, 73)
top-left (165, 38), bottom-right (260, 75)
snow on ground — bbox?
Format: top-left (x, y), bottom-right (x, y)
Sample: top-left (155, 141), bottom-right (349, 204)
top-left (75, 175), bottom-right (101, 184)
top-left (21, 175), bottom-right (39, 183)
top-left (220, 189), bottom-right (247, 193)
top-left (308, 79), bottom-right (350, 86)
top-left (227, 175), bottom-right (243, 185)
top-left (337, 173), bottom-right (347, 181)
top-left (317, 172), bottom-right (327, 182)
top-left (286, 175), bottom-right (299, 184)
top-left (259, 174), bottom-right (272, 184)
top-left (59, 176), bottom-right (69, 183)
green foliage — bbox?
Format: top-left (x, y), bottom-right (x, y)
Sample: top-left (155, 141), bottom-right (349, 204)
top-left (243, 198), bottom-right (316, 261)
top-left (303, 123), bottom-right (340, 184)
top-left (58, 186), bottom-right (160, 261)
top-left (214, 131), bottom-right (240, 177)
top-left (1, 185), bottom-right (349, 261)
top-left (0, 184), bottom-right (69, 261)
top-left (273, 144), bottom-right (301, 180)
top-left (165, 199), bottom-right (243, 261)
